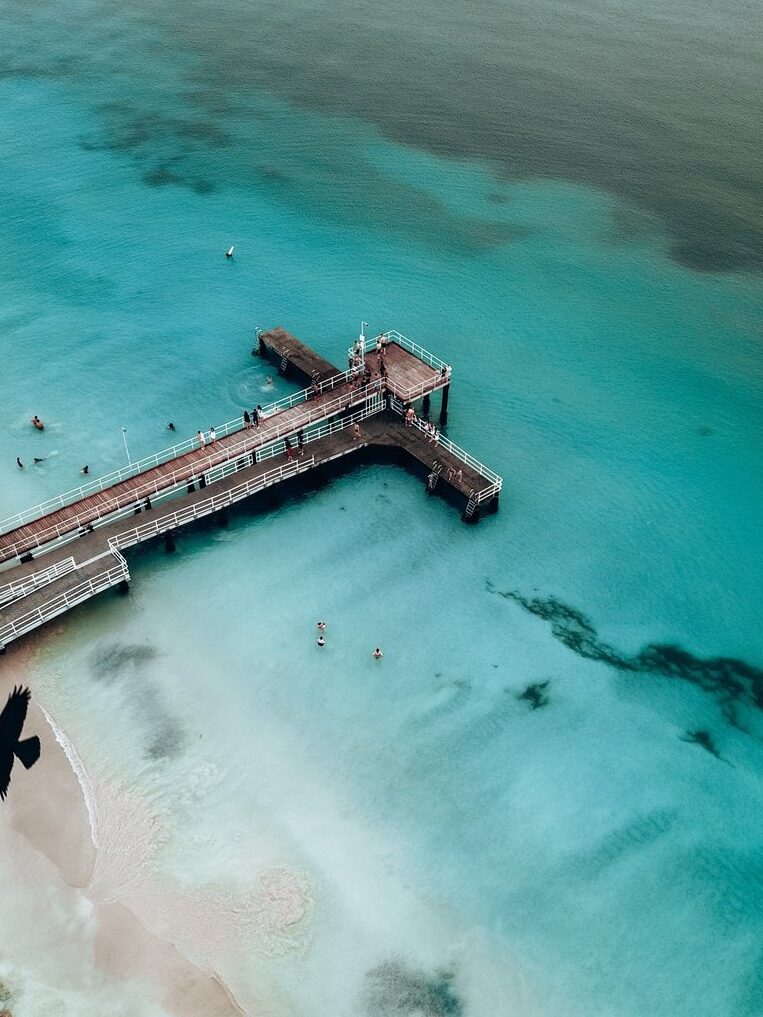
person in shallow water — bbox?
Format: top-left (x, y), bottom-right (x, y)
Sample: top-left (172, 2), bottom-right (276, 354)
top-left (31, 415), bottom-right (44, 430)
top-left (16, 457), bottom-right (23, 468)
top-left (317, 635), bottom-right (326, 647)
top-left (372, 647), bottom-right (384, 659)
top-left (167, 421), bottom-right (176, 431)
top-left (81, 465), bottom-right (89, 475)
top-left (317, 621), bottom-right (326, 632)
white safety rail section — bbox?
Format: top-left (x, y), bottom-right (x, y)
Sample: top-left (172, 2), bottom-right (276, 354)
top-left (0, 550), bottom-right (129, 649)
top-left (0, 382), bottom-right (384, 563)
top-left (108, 458), bottom-right (316, 552)
top-left (0, 556), bottom-right (77, 607)
top-left (190, 395), bottom-right (386, 485)
top-left (110, 401), bottom-right (387, 553)
top-left (348, 331), bottom-right (452, 402)
top-left (0, 368), bottom-right (356, 535)
top-left (252, 395), bottom-right (385, 464)
top-left (390, 399), bottom-right (502, 502)
top-left (376, 329), bottom-right (452, 375)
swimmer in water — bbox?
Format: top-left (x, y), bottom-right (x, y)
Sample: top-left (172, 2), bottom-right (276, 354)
top-left (31, 415), bottom-right (44, 430)
top-left (317, 621), bottom-right (326, 632)
top-left (81, 465), bottom-right (90, 475)
top-left (317, 635), bottom-right (326, 647)
top-left (33, 456), bottom-right (49, 464)
top-left (371, 647), bottom-right (384, 659)
top-left (167, 422), bottom-right (176, 431)
top-left (16, 457), bottom-right (23, 469)
top-left (266, 376), bottom-right (274, 386)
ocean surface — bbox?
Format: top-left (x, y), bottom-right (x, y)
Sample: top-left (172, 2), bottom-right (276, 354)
top-left (1, 0), bottom-right (762, 1014)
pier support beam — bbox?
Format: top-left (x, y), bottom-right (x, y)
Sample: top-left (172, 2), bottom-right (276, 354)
top-left (422, 393), bottom-right (431, 419)
top-left (164, 533), bottom-right (176, 554)
top-left (118, 579), bottom-right (130, 595)
top-left (439, 384), bottom-right (450, 426)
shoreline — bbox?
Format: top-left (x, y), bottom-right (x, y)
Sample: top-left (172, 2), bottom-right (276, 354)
top-left (0, 641), bottom-right (310, 1016)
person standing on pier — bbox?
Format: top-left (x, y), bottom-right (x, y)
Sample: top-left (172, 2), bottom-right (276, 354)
top-left (284, 437), bottom-right (294, 460)
top-left (352, 422), bottom-right (362, 441)
top-left (243, 410), bottom-right (251, 429)
top-left (197, 430), bottom-right (206, 449)
top-left (209, 426), bottom-right (216, 444)
top-left (297, 429), bottom-right (305, 454)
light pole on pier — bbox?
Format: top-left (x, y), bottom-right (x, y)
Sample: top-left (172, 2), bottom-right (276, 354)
top-left (121, 427), bottom-right (132, 465)
top-left (357, 321), bottom-right (368, 367)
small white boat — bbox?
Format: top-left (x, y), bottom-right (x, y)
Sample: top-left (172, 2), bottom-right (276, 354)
top-left (225, 245), bottom-right (235, 258)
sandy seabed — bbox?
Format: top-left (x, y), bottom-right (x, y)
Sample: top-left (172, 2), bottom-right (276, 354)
top-left (0, 641), bottom-right (313, 1017)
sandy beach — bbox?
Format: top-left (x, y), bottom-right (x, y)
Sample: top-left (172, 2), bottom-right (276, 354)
top-left (0, 640), bottom-right (311, 1016)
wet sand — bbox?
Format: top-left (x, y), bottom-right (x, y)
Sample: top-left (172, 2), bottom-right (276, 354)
top-left (0, 644), bottom-right (310, 1015)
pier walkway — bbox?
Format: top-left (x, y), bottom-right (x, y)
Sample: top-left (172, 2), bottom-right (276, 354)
top-left (0, 328), bottom-right (501, 651)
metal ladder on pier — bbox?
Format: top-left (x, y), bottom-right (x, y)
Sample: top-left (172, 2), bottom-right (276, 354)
top-left (427, 462), bottom-right (443, 493)
top-left (279, 349), bottom-right (290, 374)
top-left (464, 491), bottom-right (479, 519)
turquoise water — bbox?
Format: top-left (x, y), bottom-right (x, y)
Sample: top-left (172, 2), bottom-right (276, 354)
top-left (1, 1), bottom-right (762, 1014)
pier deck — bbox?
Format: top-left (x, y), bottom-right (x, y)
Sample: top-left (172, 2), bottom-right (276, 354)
top-left (0, 327), bottom-right (500, 651)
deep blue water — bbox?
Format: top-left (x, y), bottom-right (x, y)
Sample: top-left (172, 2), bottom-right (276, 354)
top-left (0, 1), bottom-right (762, 1014)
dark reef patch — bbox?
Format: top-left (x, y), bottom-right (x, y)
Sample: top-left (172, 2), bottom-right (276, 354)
top-left (88, 643), bottom-right (185, 760)
top-left (486, 582), bottom-right (763, 727)
top-left (362, 959), bottom-right (463, 1016)
top-left (146, 717), bottom-right (186, 760)
top-left (517, 681), bottom-right (550, 710)
top-left (89, 642), bottom-right (157, 683)
top-left (681, 729), bottom-right (730, 764)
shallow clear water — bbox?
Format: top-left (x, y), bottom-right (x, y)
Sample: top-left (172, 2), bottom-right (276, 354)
top-left (1, 1), bottom-right (762, 1014)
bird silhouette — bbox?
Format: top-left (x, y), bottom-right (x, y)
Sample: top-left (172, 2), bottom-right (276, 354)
top-left (0, 686), bottom-right (41, 801)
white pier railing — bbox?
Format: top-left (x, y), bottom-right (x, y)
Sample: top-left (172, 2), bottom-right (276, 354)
top-left (108, 458), bottom-right (316, 551)
top-left (0, 368), bottom-right (354, 536)
top-left (0, 550), bottom-right (130, 648)
top-left (0, 556), bottom-right (77, 607)
top-left (0, 382), bottom-right (384, 563)
top-left (390, 399), bottom-right (502, 501)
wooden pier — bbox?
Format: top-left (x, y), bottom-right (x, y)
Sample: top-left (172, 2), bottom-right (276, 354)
top-left (0, 329), bottom-right (501, 651)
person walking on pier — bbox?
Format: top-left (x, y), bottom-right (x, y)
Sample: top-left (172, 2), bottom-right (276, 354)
top-left (284, 437), bottom-right (294, 461)
top-left (255, 405), bottom-right (263, 427)
top-left (197, 430), bottom-right (206, 449)
top-left (297, 429), bottom-right (305, 454)
top-left (243, 410), bottom-right (251, 429)
top-left (209, 426), bottom-right (216, 444)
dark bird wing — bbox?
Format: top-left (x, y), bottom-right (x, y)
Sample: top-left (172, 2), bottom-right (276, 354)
top-left (0, 685), bottom-right (31, 746)
top-left (0, 751), bottom-right (13, 801)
